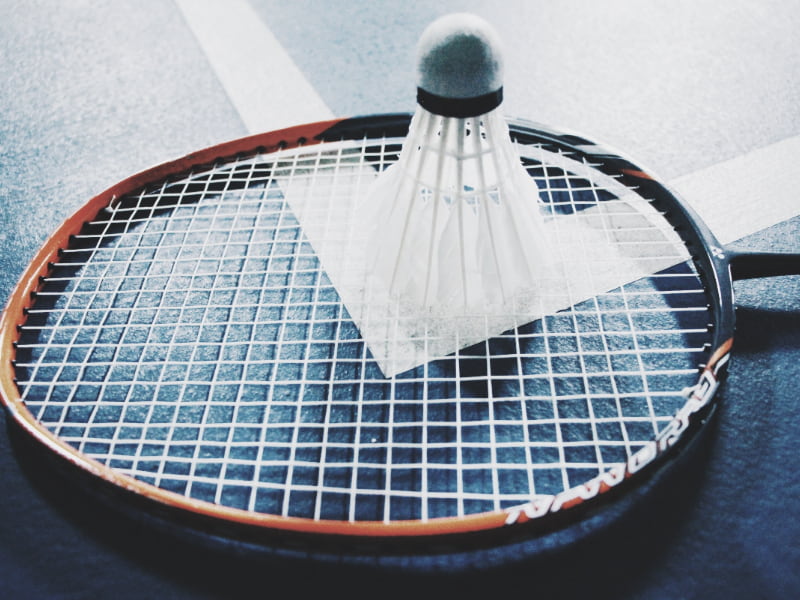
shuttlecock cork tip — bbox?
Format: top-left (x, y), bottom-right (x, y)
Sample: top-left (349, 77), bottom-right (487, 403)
top-left (416, 13), bottom-right (504, 117)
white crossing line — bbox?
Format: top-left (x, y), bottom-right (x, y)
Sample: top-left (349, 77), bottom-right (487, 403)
top-left (671, 136), bottom-right (799, 245)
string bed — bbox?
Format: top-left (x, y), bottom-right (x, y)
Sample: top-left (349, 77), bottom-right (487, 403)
top-left (13, 131), bottom-right (711, 524)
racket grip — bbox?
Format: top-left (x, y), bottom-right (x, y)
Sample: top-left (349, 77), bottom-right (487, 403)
top-left (727, 248), bottom-right (800, 280)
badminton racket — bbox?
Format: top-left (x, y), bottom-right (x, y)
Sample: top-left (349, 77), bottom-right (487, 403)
top-left (1, 114), bottom-right (798, 547)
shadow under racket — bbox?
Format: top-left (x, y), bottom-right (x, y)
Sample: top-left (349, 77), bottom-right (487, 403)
top-left (4, 394), bottom-right (718, 586)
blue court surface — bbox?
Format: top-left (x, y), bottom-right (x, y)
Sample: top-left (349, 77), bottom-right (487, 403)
top-left (1, 1), bottom-right (798, 597)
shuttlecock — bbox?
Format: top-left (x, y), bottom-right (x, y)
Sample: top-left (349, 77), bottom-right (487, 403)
top-left (280, 12), bottom-right (680, 376)
top-left (362, 13), bottom-right (550, 312)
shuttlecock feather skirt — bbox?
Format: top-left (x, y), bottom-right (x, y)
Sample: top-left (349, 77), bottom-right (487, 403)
top-left (363, 107), bottom-right (550, 312)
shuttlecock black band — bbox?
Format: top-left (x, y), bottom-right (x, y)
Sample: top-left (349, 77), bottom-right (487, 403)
top-left (416, 87), bottom-right (503, 118)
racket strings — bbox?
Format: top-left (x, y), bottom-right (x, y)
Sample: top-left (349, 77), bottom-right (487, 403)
top-left (13, 134), bottom-right (712, 522)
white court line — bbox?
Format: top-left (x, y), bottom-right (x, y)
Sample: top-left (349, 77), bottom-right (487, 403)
top-left (670, 137), bottom-right (800, 245)
top-left (175, 0), bottom-right (333, 133)
top-left (175, 0), bottom-right (798, 246)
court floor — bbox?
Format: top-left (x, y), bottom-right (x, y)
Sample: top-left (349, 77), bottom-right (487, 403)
top-left (1, 1), bottom-right (798, 597)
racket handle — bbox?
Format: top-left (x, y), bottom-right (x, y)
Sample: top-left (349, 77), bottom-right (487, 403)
top-left (727, 248), bottom-right (800, 280)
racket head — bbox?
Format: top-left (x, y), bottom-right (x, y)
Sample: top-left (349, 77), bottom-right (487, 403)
top-left (0, 114), bottom-right (734, 549)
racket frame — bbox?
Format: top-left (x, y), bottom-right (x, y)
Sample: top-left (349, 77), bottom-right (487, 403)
top-left (0, 113), bottom-right (739, 543)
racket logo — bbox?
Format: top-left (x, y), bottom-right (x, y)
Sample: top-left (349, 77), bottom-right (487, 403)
top-left (505, 367), bottom-right (722, 526)
top-left (505, 464), bottom-right (628, 524)
top-left (682, 368), bottom-right (721, 407)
